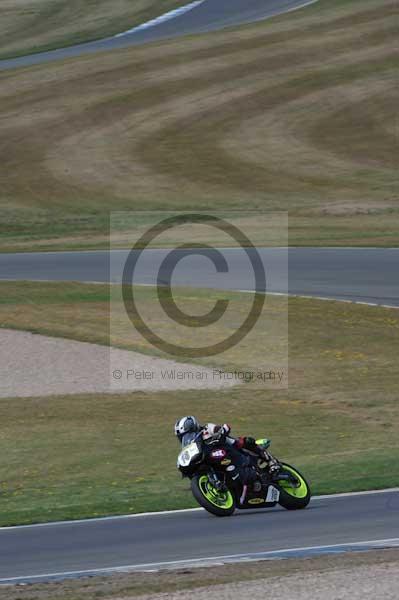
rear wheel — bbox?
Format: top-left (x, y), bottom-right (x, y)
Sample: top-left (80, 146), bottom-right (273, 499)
top-left (277, 463), bottom-right (311, 510)
top-left (191, 474), bottom-right (235, 517)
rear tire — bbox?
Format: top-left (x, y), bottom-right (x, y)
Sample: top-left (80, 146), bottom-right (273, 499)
top-left (191, 474), bottom-right (235, 517)
top-left (277, 463), bottom-right (311, 510)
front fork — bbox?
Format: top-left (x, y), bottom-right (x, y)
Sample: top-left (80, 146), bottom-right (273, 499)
top-left (207, 469), bottom-right (228, 492)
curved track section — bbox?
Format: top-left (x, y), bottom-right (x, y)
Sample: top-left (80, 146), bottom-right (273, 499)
top-left (1, 248), bottom-right (398, 307)
top-left (0, 491), bottom-right (398, 583)
top-left (0, 0), bottom-right (317, 71)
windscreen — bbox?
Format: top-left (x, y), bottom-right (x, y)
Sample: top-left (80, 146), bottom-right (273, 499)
top-left (181, 431), bottom-right (198, 447)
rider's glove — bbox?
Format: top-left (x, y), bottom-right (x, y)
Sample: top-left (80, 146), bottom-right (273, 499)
top-left (244, 437), bottom-right (266, 458)
top-left (244, 436), bottom-right (257, 449)
top-left (221, 423), bottom-right (231, 436)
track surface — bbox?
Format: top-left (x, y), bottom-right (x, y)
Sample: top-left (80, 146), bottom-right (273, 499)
top-left (1, 248), bottom-right (398, 306)
top-left (1, 491), bottom-right (398, 583)
top-left (0, 0), bottom-right (316, 71)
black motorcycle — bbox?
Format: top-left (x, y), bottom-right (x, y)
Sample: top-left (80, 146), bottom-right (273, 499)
top-left (177, 432), bottom-right (311, 516)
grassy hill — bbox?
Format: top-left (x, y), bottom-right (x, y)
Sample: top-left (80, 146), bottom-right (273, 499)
top-left (1, 0), bottom-right (398, 251)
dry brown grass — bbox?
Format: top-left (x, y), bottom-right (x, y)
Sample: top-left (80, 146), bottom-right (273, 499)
top-left (1, 550), bottom-right (398, 600)
top-left (0, 0), bottom-right (398, 250)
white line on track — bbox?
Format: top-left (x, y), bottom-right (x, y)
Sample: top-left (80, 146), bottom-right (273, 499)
top-left (1, 537), bottom-right (399, 583)
top-left (250, 0), bottom-right (319, 25)
top-left (1, 488), bottom-right (398, 531)
top-left (114, 0), bottom-right (205, 38)
top-left (1, 279), bottom-right (397, 309)
top-left (258, 291), bottom-right (399, 310)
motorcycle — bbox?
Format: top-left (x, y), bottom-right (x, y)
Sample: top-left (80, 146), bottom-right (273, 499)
top-left (177, 431), bottom-right (311, 516)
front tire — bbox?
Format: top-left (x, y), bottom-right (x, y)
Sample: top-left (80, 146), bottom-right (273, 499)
top-left (277, 463), bottom-right (311, 510)
top-left (191, 474), bottom-right (236, 517)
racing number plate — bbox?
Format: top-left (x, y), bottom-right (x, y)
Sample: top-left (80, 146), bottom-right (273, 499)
top-left (266, 485), bottom-right (280, 503)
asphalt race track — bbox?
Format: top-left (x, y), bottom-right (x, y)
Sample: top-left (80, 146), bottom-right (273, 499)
top-left (0, 0), bottom-right (317, 71)
top-left (0, 490), bottom-right (398, 584)
top-left (1, 248), bottom-right (398, 307)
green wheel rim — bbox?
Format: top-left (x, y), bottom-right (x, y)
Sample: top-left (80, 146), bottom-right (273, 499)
top-left (198, 475), bottom-right (234, 509)
top-left (279, 465), bottom-right (309, 499)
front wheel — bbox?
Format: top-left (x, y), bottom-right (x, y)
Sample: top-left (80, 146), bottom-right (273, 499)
top-left (277, 463), bottom-right (311, 510)
top-left (191, 474), bottom-right (236, 517)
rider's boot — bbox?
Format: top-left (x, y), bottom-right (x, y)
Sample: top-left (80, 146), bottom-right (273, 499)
top-left (257, 450), bottom-right (280, 478)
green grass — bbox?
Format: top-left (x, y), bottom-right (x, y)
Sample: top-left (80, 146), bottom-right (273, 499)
top-left (0, 0), bottom-right (188, 60)
top-left (0, 280), bottom-right (398, 525)
top-left (0, 0), bottom-right (398, 251)
top-left (1, 390), bottom-right (398, 527)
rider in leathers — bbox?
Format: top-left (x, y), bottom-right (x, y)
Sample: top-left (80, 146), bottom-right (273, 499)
top-left (175, 417), bottom-right (280, 499)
